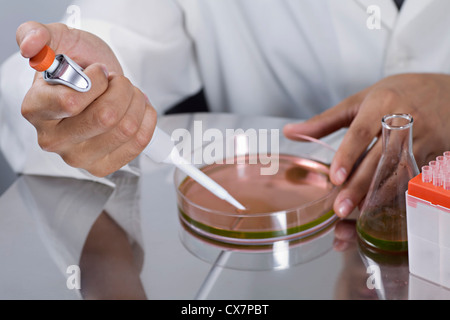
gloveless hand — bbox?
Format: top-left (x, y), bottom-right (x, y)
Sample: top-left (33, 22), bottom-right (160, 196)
top-left (17, 21), bottom-right (157, 177)
top-left (284, 73), bottom-right (450, 218)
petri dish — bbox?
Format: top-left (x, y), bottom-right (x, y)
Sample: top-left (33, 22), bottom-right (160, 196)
top-left (174, 132), bottom-right (339, 246)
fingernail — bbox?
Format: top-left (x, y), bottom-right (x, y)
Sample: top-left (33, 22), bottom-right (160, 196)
top-left (23, 29), bottom-right (37, 42)
top-left (335, 167), bottom-right (348, 185)
top-left (337, 198), bottom-right (354, 218)
top-left (20, 29), bottom-right (37, 56)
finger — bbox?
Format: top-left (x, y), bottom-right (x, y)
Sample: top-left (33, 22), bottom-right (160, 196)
top-left (334, 220), bottom-right (357, 242)
top-left (17, 22), bottom-right (74, 58)
top-left (333, 140), bottom-right (382, 218)
top-left (333, 220), bottom-right (357, 252)
top-left (413, 135), bottom-right (446, 168)
top-left (329, 94), bottom-right (389, 186)
top-left (17, 21), bottom-right (123, 74)
top-left (85, 105), bottom-right (157, 177)
top-left (54, 74), bottom-right (134, 148)
top-left (283, 93), bottom-right (362, 140)
top-left (16, 21), bottom-right (51, 58)
top-left (22, 63), bottom-right (109, 124)
top-left (67, 87), bottom-right (147, 166)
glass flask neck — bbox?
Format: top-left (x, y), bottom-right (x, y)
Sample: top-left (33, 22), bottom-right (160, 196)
top-left (381, 114), bottom-right (414, 156)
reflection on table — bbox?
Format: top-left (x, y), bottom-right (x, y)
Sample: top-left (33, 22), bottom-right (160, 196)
top-left (0, 113), bottom-right (448, 300)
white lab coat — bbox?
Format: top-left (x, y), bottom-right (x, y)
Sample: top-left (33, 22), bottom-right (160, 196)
top-left (0, 0), bottom-right (449, 183)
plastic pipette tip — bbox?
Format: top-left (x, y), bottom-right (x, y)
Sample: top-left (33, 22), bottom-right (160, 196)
top-left (224, 195), bottom-right (246, 211)
top-left (169, 149), bottom-right (246, 211)
top-left (143, 127), bottom-right (247, 211)
top-left (30, 45), bottom-right (55, 72)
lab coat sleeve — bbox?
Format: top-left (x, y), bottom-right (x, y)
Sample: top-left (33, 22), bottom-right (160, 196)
top-left (0, 0), bottom-right (201, 184)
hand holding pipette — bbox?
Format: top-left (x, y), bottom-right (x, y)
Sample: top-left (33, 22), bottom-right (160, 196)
top-left (27, 44), bottom-right (245, 210)
top-left (17, 21), bottom-right (155, 177)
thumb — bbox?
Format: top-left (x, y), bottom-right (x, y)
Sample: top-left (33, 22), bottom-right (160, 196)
top-left (16, 21), bottom-right (123, 74)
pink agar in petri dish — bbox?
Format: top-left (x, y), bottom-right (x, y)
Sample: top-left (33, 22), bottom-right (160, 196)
top-left (176, 154), bottom-right (339, 245)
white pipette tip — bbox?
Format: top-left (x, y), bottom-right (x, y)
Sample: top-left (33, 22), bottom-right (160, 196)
top-left (168, 149), bottom-right (246, 211)
top-left (143, 127), bottom-right (246, 211)
top-left (224, 195), bottom-right (246, 211)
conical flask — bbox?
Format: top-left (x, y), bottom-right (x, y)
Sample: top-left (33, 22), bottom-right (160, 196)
top-left (357, 114), bottom-right (419, 252)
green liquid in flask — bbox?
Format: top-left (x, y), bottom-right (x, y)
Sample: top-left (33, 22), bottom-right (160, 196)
top-left (356, 207), bottom-right (408, 252)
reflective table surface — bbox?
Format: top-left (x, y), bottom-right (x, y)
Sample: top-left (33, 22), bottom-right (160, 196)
top-left (0, 113), bottom-right (449, 300)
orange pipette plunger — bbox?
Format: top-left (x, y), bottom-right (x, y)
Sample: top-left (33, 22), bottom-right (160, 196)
top-left (30, 45), bottom-right (57, 72)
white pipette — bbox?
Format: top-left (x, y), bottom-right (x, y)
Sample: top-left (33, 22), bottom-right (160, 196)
top-left (143, 127), bottom-right (246, 211)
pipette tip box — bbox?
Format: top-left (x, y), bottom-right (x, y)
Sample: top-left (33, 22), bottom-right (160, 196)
top-left (406, 155), bottom-right (450, 289)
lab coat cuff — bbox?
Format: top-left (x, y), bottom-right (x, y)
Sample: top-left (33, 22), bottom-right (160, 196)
top-left (21, 146), bottom-right (142, 189)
